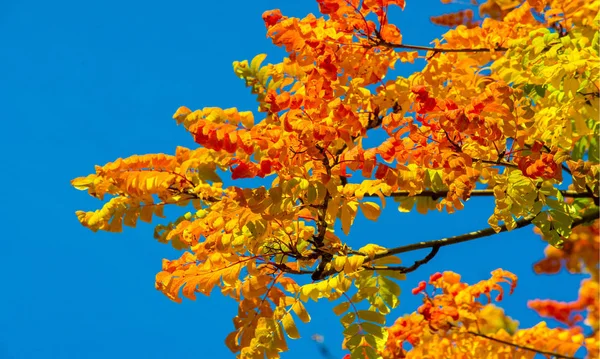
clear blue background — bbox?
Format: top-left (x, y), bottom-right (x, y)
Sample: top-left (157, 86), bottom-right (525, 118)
top-left (0, 1), bottom-right (586, 358)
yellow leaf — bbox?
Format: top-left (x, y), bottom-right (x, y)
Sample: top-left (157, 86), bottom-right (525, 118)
top-left (291, 301), bottom-right (311, 323)
top-left (376, 190), bottom-right (387, 209)
top-left (281, 313), bottom-right (301, 339)
top-left (316, 280), bottom-right (330, 293)
top-left (337, 275), bottom-right (352, 292)
top-left (242, 276), bottom-right (269, 298)
top-left (278, 277), bottom-right (300, 293)
top-left (182, 276), bottom-right (201, 300)
top-left (397, 197), bottom-right (415, 213)
top-left (340, 202), bottom-right (358, 235)
top-left (332, 301), bottom-right (350, 315)
top-left (300, 283), bottom-right (320, 302)
top-left (344, 255), bottom-right (365, 273)
top-left (238, 111), bottom-right (254, 129)
top-left (358, 244), bottom-right (387, 260)
top-left (250, 53), bottom-right (268, 73)
top-left (123, 209), bottom-right (138, 228)
top-left (333, 256), bottom-right (347, 271)
top-left (108, 213), bottom-right (124, 232)
top-left (173, 106), bottom-right (192, 124)
top-left (154, 203), bottom-right (165, 218)
top-left (140, 204), bottom-right (154, 223)
top-left (359, 202), bottom-right (381, 221)
top-left (225, 331), bottom-right (240, 353)
top-left (326, 196), bottom-right (342, 223)
top-left (505, 216), bottom-right (517, 231)
top-left (71, 174), bottom-right (96, 190)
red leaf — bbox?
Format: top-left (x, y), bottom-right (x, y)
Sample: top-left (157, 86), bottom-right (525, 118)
top-left (231, 162), bottom-right (258, 179)
top-left (262, 9), bottom-right (283, 27)
top-left (375, 163), bottom-right (390, 179)
top-left (317, 0), bottom-right (340, 15)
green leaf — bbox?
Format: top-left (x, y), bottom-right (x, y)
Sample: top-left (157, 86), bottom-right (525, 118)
top-left (340, 311), bottom-right (356, 327)
top-left (360, 322), bottom-right (386, 339)
top-left (533, 211), bottom-right (565, 248)
top-left (589, 136), bottom-right (599, 163)
top-left (363, 335), bottom-right (379, 351)
top-left (357, 310), bottom-right (386, 325)
top-left (351, 346), bottom-right (378, 359)
top-left (547, 230), bottom-right (564, 248)
top-left (196, 164), bottom-right (222, 182)
top-left (363, 332), bottom-right (386, 352)
top-left (379, 276), bottom-right (401, 297)
top-left (370, 297), bottom-right (390, 314)
top-left (343, 323), bottom-right (360, 337)
top-left (377, 270), bottom-right (406, 281)
top-left (346, 333), bottom-right (363, 350)
top-left (379, 290), bottom-right (400, 310)
top-left (307, 184), bottom-right (317, 204)
top-left (549, 209), bottom-right (574, 227)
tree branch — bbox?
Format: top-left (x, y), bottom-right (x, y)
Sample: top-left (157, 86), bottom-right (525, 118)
top-left (478, 159), bottom-right (519, 168)
top-left (362, 189), bottom-right (593, 200)
top-left (267, 262), bottom-right (313, 275)
top-left (370, 33), bottom-right (507, 53)
top-left (344, 0), bottom-right (507, 54)
top-left (311, 145), bottom-right (336, 281)
top-left (363, 245), bottom-right (440, 273)
top-left (457, 325), bottom-right (581, 359)
top-left (549, 146), bottom-right (599, 206)
top-left (368, 206), bottom-right (599, 263)
top-left (375, 40), bottom-right (508, 53)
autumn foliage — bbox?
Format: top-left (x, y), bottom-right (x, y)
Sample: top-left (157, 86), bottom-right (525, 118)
top-left (72, 0), bottom-right (599, 358)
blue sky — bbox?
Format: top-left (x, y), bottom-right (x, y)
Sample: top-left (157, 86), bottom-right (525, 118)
top-left (0, 1), bottom-right (587, 358)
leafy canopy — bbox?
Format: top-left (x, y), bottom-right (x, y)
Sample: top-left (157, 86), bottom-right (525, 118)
top-left (72, 0), bottom-right (599, 358)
